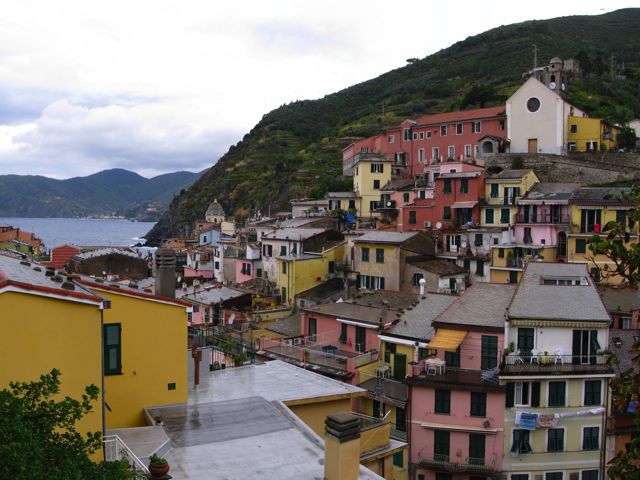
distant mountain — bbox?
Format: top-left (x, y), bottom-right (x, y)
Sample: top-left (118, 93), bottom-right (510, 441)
top-left (145, 8), bottom-right (640, 244)
top-left (0, 168), bottom-right (203, 220)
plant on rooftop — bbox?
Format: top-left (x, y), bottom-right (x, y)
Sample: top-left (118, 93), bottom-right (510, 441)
top-left (148, 454), bottom-right (170, 478)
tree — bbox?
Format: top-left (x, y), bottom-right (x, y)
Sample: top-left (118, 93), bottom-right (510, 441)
top-left (587, 189), bottom-right (640, 478)
top-left (0, 369), bottom-right (136, 480)
top-left (618, 126), bottom-right (637, 152)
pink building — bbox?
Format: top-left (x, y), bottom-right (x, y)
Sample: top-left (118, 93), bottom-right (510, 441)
top-left (342, 135), bottom-right (389, 175)
top-left (406, 283), bottom-right (516, 480)
top-left (235, 243), bottom-right (262, 283)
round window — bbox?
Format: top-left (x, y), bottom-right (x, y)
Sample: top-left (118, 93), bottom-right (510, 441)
top-left (526, 97), bottom-right (540, 112)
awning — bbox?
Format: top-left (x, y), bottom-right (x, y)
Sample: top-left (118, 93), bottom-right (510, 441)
top-left (427, 328), bottom-right (467, 352)
top-left (451, 201), bottom-right (477, 209)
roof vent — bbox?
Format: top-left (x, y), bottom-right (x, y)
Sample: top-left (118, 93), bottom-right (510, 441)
top-left (144, 288), bottom-right (153, 293)
top-left (45, 267), bottom-right (56, 277)
top-left (95, 278), bottom-right (104, 283)
top-left (61, 281), bottom-right (75, 290)
top-left (110, 284), bottom-right (121, 288)
top-left (50, 275), bottom-right (63, 283)
top-left (20, 260), bottom-right (30, 266)
top-left (33, 266), bottom-right (42, 272)
top-left (128, 281), bottom-right (139, 289)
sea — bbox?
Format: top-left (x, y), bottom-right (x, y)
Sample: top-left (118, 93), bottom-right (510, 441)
top-left (0, 217), bottom-right (156, 250)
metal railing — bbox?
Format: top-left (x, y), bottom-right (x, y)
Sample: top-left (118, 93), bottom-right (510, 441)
top-left (501, 354), bottom-right (611, 374)
top-left (487, 196), bottom-right (521, 206)
top-left (417, 451), bottom-right (497, 474)
top-left (103, 435), bottom-right (150, 475)
top-left (515, 212), bottom-right (570, 224)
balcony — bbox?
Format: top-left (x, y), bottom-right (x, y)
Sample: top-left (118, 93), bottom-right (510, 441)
top-left (417, 452), bottom-right (498, 475)
top-left (487, 196), bottom-right (521, 206)
top-left (501, 353), bottom-right (612, 375)
top-left (515, 212), bottom-right (570, 224)
top-left (360, 376), bottom-right (409, 404)
top-left (259, 335), bottom-right (379, 378)
top-left (506, 257), bottom-right (525, 268)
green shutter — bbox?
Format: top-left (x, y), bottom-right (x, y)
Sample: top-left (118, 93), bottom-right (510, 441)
top-left (506, 383), bottom-right (514, 408)
top-left (531, 381), bottom-right (541, 407)
top-left (103, 323), bottom-right (122, 375)
top-left (393, 353), bottom-right (406, 380)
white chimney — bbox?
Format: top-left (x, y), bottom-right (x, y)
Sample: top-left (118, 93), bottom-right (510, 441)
top-left (419, 278), bottom-right (426, 298)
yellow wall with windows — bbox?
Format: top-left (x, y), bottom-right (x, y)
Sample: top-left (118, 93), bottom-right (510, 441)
top-left (484, 170), bottom-right (539, 206)
top-left (276, 244), bottom-right (345, 304)
top-left (353, 161), bottom-right (391, 218)
top-left (96, 289), bottom-right (188, 428)
top-left (0, 291), bottom-right (103, 439)
top-left (481, 205), bottom-right (517, 227)
top-left (568, 116), bottom-right (619, 151)
top-left (354, 243), bottom-right (400, 290)
top-left (490, 268), bottom-right (521, 284)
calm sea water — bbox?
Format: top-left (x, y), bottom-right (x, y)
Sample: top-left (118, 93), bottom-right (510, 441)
top-left (0, 217), bottom-right (156, 249)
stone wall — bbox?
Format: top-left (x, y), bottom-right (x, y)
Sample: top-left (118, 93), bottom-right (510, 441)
top-left (484, 152), bottom-right (640, 185)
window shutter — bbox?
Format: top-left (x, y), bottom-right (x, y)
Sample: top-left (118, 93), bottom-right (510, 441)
top-left (506, 382), bottom-right (514, 408)
top-left (531, 381), bottom-right (541, 407)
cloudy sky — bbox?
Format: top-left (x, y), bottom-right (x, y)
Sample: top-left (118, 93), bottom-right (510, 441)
top-left (0, 1), bottom-right (636, 179)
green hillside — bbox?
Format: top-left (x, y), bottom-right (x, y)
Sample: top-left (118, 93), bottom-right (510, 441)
top-left (0, 169), bottom-right (202, 220)
top-left (145, 8), bottom-right (640, 244)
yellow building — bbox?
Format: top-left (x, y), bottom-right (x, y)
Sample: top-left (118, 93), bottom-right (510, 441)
top-left (489, 245), bottom-right (557, 284)
top-left (353, 157), bottom-right (392, 218)
top-left (0, 256), bottom-right (105, 441)
top-left (567, 115), bottom-right (621, 152)
top-left (78, 280), bottom-right (191, 428)
top-left (276, 242), bottom-right (345, 305)
top-left (567, 187), bottom-right (638, 284)
top-left (481, 169), bottom-right (539, 228)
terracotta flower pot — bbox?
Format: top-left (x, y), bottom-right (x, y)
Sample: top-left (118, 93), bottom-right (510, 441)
top-left (149, 462), bottom-right (170, 478)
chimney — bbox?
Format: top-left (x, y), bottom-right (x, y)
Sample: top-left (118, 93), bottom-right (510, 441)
top-left (419, 278), bottom-right (426, 299)
top-left (324, 413), bottom-right (361, 480)
top-left (155, 248), bottom-right (176, 299)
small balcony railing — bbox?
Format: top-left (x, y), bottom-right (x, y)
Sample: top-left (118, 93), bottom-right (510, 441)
top-left (515, 213), bottom-right (570, 224)
top-left (417, 452), bottom-right (497, 474)
top-left (103, 435), bottom-right (149, 475)
top-left (501, 353), bottom-right (611, 374)
top-left (506, 257), bottom-right (524, 268)
top-left (487, 196), bottom-right (521, 206)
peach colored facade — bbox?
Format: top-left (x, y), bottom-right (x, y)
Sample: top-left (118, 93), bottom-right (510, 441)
top-left (235, 258), bottom-right (260, 283)
top-left (300, 311), bottom-right (380, 356)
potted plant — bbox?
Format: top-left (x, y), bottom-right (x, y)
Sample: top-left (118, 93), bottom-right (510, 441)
top-left (148, 454), bottom-right (170, 478)
top-left (508, 342), bottom-right (516, 353)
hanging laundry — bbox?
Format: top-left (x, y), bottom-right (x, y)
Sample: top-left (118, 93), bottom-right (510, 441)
top-left (537, 414), bottom-right (558, 428)
top-left (519, 412), bottom-right (538, 430)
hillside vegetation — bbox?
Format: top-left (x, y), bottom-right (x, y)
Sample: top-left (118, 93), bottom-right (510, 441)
top-left (146, 8), bottom-right (640, 244)
top-left (0, 169), bottom-right (202, 220)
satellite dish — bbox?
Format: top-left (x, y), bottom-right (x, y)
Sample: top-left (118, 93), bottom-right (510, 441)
top-left (386, 201), bottom-right (392, 207)
top-left (548, 81), bottom-right (556, 89)
top-left (435, 222), bottom-right (442, 230)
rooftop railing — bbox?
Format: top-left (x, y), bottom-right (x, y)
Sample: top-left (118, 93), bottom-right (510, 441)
top-left (417, 451), bottom-right (498, 474)
top-left (515, 213), bottom-right (570, 224)
top-left (501, 353), bottom-right (611, 374)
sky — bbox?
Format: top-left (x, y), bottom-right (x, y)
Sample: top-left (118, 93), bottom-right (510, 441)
top-left (0, 1), bottom-right (637, 179)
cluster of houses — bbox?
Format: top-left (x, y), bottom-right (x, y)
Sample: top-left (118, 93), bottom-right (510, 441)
top-left (1, 56), bottom-right (639, 480)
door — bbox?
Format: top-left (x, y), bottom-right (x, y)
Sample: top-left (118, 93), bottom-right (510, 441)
top-left (355, 326), bottom-right (366, 352)
top-left (308, 317), bottom-right (317, 341)
top-left (572, 330), bottom-right (599, 364)
top-left (528, 138), bottom-right (538, 154)
top-left (393, 353), bottom-right (406, 380)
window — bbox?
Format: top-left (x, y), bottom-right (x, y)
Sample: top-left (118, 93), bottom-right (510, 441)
top-left (282, 261), bottom-right (287, 274)
top-left (419, 131), bottom-right (425, 140)
top-left (355, 326), bottom-right (366, 352)
top-left (280, 245), bottom-right (287, 256)
top-left (418, 148), bottom-right (425, 162)
top-left (526, 97), bottom-right (541, 112)
top-left (463, 258), bottom-right (470, 270)
top-left (616, 209), bottom-right (628, 226)
top-left (576, 239), bottom-right (587, 254)
top-left (403, 192), bottom-right (410, 203)
top-left (456, 123), bottom-right (463, 135)
top-left (413, 272), bottom-right (424, 286)
top-left (376, 248), bottom-right (384, 263)
top-left (440, 125), bottom-right (447, 136)
top-left (485, 208), bottom-right (494, 224)
top-left (500, 208), bottom-right (510, 224)
top-left (372, 399), bottom-right (385, 418)
top-left (547, 428), bottom-right (564, 452)
top-left (511, 476), bottom-right (529, 480)
top-left (436, 475), bottom-right (451, 480)
top-left (328, 261), bottom-right (335, 274)
top-left (517, 328), bottom-right (534, 352)
top-left (409, 211), bottom-right (417, 224)
top-left (362, 247), bottom-right (369, 262)
top-left (443, 179), bottom-right (452, 194)
top-left (469, 434), bottom-right (485, 464)
top-left (489, 183), bottom-right (499, 198)
top-left (443, 206), bottom-right (451, 219)
top-left (359, 275), bottom-right (385, 290)
top-left (339, 323), bottom-right (347, 343)
top-left (370, 163), bottom-right (384, 173)
top-left (476, 260), bottom-right (485, 276)
top-left (546, 473), bottom-right (563, 480)
top-left (370, 200), bottom-right (379, 212)
top-left (434, 430), bottom-right (450, 459)
top-left (460, 178), bottom-right (469, 193)
top-left (427, 131), bottom-right (432, 138)
top-left (448, 146), bottom-right (455, 158)
top-left (548, 381), bottom-right (566, 407)
top-left (435, 390), bottom-right (451, 414)
top-left (582, 470), bottom-right (599, 480)
top-left (465, 144), bottom-right (472, 158)
top-left (104, 323), bottom-right (122, 375)
top-left (474, 233), bottom-right (483, 247)
top-left (514, 381), bottom-right (533, 407)
top-left (619, 317), bottom-right (632, 329)
top-left (432, 147), bottom-right (440, 160)
top-left (388, 135), bottom-right (395, 143)
top-left (445, 346), bottom-right (460, 367)
top-left (583, 426), bottom-right (599, 450)
top-left (498, 248), bottom-right (505, 258)
top-left (393, 451), bottom-right (403, 468)
top-left (404, 128), bottom-right (411, 140)
top-left (396, 406), bottom-right (406, 432)
top-left (214, 261), bottom-right (220, 270)
top-left (470, 392), bottom-right (487, 417)
top-left (263, 244), bottom-right (273, 257)
top-left (568, 141), bottom-right (577, 151)
top-left (472, 121), bottom-right (481, 133)
top-left (570, 124), bottom-right (577, 133)
top-left (373, 179), bottom-right (380, 189)
top-left (511, 429), bottom-right (532, 454)
top-left (584, 380), bottom-right (601, 406)
top-left (481, 335), bottom-right (497, 369)
top-left (580, 209), bottom-right (602, 233)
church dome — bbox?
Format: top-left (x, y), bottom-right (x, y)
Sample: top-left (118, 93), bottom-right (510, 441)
top-left (206, 199), bottom-right (225, 217)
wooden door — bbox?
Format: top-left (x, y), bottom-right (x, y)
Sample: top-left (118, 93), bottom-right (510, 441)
top-left (528, 138), bottom-right (537, 153)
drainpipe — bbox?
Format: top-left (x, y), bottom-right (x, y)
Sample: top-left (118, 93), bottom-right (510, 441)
top-left (99, 303), bottom-right (107, 461)
top-left (600, 376), bottom-right (609, 477)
